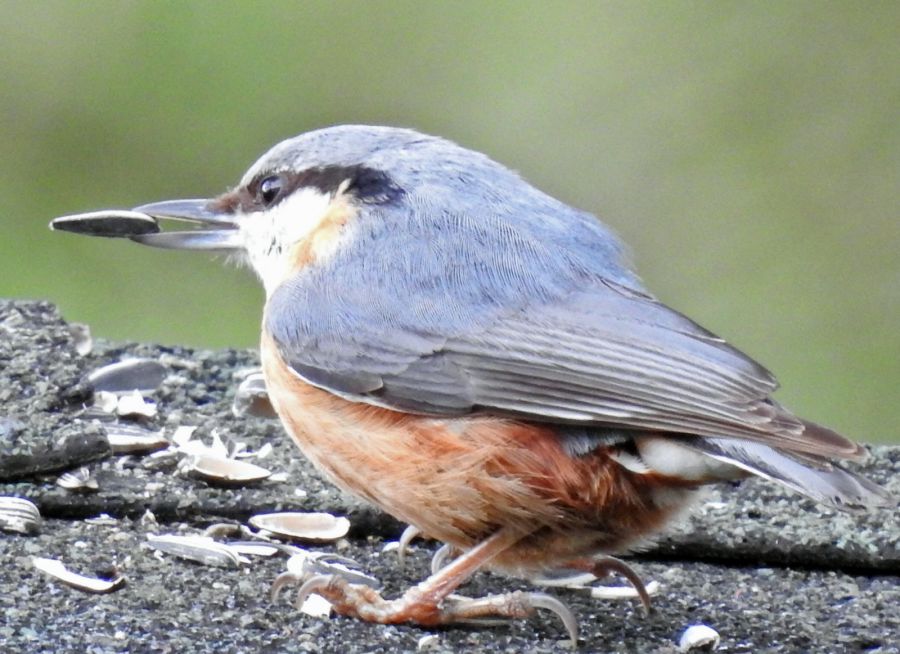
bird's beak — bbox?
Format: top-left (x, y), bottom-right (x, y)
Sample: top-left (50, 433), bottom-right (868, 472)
top-left (130, 199), bottom-right (242, 251)
top-left (50, 199), bottom-right (243, 252)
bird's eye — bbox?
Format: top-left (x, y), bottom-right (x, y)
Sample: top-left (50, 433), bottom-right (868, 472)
top-left (258, 174), bottom-right (284, 207)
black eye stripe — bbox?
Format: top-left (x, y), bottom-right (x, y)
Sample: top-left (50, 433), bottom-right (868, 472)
top-left (249, 165), bottom-right (403, 211)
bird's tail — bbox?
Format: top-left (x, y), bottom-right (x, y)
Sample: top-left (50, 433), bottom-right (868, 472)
top-left (682, 435), bottom-right (890, 510)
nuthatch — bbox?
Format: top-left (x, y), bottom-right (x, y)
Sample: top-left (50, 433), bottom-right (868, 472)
top-left (52, 125), bottom-right (886, 640)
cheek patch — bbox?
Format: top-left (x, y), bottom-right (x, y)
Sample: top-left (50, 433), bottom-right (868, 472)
top-left (289, 196), bottom-right (357, 269)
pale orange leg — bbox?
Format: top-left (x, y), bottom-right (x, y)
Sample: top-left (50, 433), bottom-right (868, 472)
top-left (272, 528), bottom-right (581, 641)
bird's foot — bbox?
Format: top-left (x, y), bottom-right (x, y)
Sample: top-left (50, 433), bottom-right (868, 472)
top-left (273, 571), bottom-right (579, 641)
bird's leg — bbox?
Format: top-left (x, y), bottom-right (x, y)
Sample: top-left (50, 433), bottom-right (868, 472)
top-left (274, 527), bottom-right (581, 640)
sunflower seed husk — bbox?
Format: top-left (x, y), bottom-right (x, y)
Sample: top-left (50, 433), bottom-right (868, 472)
top-left (50, 209), bottom-right (160, 238)
top-left (84, 514), bottom-right (118, 526)
top-left (184, 454), bottom-right (272, 485)
top-left (68, 323), bottom-right (93, 356)
top-left (417, 635), bottom-right (440, 651)
top-left (85, 358), bottom-right (167, 393)
top-left (590, 579), bottom-right (660, 600)
top-left (116, 391), bottom-right (158, 419)
top-left (232, 372), bottom-right (277, 419)
top-left (530, 569), bottom-right (599, 587)
top-left (56, 466), bottom-right (99, 491)
top-left (228, 541), bottom-right (281, 557)
top-left (300, 593), bottom-right (333, 618)
top-left (147, 534), bottom-right (247, 568)
top-left (104, 424), bottom-right (169, 454)
top-left (284, 551), bottom-right (379, 587)
top-left (678, 624), bottom-right (720, 652)
top-left (250, 512), bottom-right (350, 543)
top-left (93, 391), bottom-right (119, 414)
top-left (32, 557), bottom-right (125, 593)
top-left (0, 496), bottom-right (41, 534)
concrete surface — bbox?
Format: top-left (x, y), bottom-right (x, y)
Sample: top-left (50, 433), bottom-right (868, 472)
top-left (1, 299), bottom-right (897, 653)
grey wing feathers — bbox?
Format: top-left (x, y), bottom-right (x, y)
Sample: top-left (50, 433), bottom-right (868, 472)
top-left (377, 289), bottom-right (860, 459)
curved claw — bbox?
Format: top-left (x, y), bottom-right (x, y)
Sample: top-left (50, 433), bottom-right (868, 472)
top-left (293, 574), bottom-right (340, 610)
top-left (593, 556), bottom-right (653, 615)
top-left (527, 592), bottom-right (579, 643)
top-left (397, 525), bottom-right (421, 564)
top-left (430, 543), bottom-right (454, 575)
top-left (270, 571), bottom-right (304, 602)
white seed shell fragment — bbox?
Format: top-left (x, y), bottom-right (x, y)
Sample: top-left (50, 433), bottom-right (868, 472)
top-left (0, 496), bottom-right (41, 534)
top-left (417, 635), bottom-right (440, 651)
top-left (249, 512), bottom-right (350, 543)
top-left (284, 551), bottom-right (379, 587)
top-left (232, 372), bottom-right (277, 419)
top-left (146, 534), bottom-right (247, 568)
top-left (171, 425), bottom-right (199, 447)
top-left (530, 570), bottom-right (599, 588)
top-left (184, 454), bottom-right (272, 484)
top-left (84, 514), bottom-right (118, 526)
top-left (68, 323), bottom-right (93, 356)
top-left (56, 467), bottom-right (98, 491)
top-left (678, 624), bottom-right (720, 652)
top-left (116, 391), bottom-right (158, 418)
top-left (93, 391), bottom-right (119, 414)
top-left (227, 542), bottom-right (281, 557)
top-left (590, 580), bottom-right (660, 600)
top-left (104, 424), bottom-right (170, 454)
top-left (86, 358), bottom-right (167, 393)
top-left (32, 557), bottom-right (125, 593)
top-left (300, 593), bottom-right (333, 618)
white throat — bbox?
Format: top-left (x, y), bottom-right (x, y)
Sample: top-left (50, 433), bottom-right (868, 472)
top-left (238, 187), bottom-right (337, 296)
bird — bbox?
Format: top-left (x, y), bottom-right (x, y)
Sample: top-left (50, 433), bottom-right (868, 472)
top-left (51, 125), bottom-right (887, 641)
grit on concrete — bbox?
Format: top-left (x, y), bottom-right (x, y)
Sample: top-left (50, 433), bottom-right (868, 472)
top-left (1, 299), bottom-right (898, 654)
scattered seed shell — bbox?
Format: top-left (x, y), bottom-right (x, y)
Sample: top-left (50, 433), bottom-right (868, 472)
top-left (0, 496), bottom-right (41, 534)
top-left (228, 541), bottom-right (281, 557)
top-left (300, 593), bottom-right (333, 618)
top-left (147, 534), bottom-right (246, 568)
top-left (249, 512), bottom-right (350, 543)
top-left (171, 425), bottom-right (199, 447)
top-left (56, 467), bottom-right (99, 491)
top-left (93, 391), bottom-right (119, 414)
top-left (417, 635), bottom-right (440, 651)
top-left (678, 624), bottom-right (720, 652)
top-left (184, 454), bottom-right (272, 485)
top-left (232, 373), bottom-right (277, 419)
top-left (530, 570), bottom-right (599, 588)
top-left (116, 390), bottom-right (158, 418)
top-left (590, 580), bottom-right (660, 600)
top-left (50, 209), bottom-right (160, 238)
top-left (284, 551), bottom-right (379, 587)
top-left (84, 514), bottom-right (118, 526)
top-left (85, 358), bottom-right (167, 393)
top-left (32, 557), bottom-right (125, 593)
top-left (68, 323), bottom-right (93, 356)
top-left (104, 424), bottom-right (170, 454)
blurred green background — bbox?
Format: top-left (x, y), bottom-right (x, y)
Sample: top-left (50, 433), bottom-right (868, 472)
top-left (1, 1), bottom-right (897, 443)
